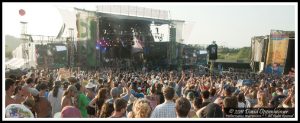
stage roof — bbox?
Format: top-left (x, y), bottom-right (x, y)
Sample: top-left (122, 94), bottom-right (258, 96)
top-left (74, 7), bottom-right (172, 25)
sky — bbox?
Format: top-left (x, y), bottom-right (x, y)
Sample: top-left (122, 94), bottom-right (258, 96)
top-left (3, 2), bottom-right (297, 48)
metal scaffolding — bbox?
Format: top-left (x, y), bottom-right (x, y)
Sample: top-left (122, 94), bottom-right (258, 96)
top-left (67, 28), bottom-right (75, 67)
top-left (20, 21), bottom-right (29, 68)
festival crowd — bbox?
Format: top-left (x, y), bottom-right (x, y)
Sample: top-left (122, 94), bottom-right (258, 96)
top-left (5, 65), bottom-right (295, 118)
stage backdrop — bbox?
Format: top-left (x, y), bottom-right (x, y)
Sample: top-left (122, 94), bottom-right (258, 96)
top-left (76, 10), bottom-right (97, 67)
top-left (265, 30), bottom-right (289, 75)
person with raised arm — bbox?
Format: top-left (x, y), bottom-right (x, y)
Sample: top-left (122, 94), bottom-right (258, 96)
top-left (106, 77), bottom-right (131, 104)
top-left (177, 70), bottom-right (186, 97)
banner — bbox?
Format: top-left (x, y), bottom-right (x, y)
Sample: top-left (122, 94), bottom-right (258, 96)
top-left (87, 18), bottom-right (97, 66)
top-left (77, 11), bottom-right (90, 40)
top-left (265, 30), bottom-right (289, 75)
top-left (251, 36), bottom-right (265, 62)
top-left (131, 35), bottom-right (144, 54)
top-left (76, 10), bottom-right (97, 66)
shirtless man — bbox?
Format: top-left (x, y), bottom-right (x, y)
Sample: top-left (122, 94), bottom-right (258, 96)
top-left (30, 88), bottom-right (52, 118)
top-left (12, 85), bottom-right (26, 104)
top-left (5, 78), bottom-right (16, 107)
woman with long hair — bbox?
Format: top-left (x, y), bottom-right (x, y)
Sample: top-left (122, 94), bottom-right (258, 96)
top-left (88, 88), bottom-right (109, 117)
top-left (48, 81), bottom-right (64, 117)
top-left (99, 102), bottom-right (114, 118)
top-left (254, 92), bottom-right (268, 108)
top-left (237, 93), bottom-right (246, 108)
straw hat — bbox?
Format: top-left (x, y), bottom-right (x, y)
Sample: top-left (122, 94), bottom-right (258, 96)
top-left (85, 82), bottom-right (96, 89)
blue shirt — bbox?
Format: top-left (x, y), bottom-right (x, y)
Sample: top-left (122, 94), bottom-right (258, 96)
top-left (136, 93), bottom-right (144, 98)
top-left (130, 89), bottom-right (138, 97)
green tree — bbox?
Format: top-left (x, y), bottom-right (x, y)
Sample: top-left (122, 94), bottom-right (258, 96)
top-left (5, 51), bottom-right (12, 59)
top-left (236, 47), bottom-right (251, 60)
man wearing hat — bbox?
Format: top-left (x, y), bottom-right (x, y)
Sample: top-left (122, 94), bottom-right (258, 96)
top-left (85, 82), bottom-right (96, 100)
top-left (89, 79), bottom-right (100, 92)
top-left (85, 82), bottom-right (96, 117)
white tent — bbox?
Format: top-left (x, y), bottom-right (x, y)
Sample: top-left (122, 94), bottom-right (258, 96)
top-left (55, 6), bottom-right (78, 39)
top-left (5, 58), bottom-right (25, 69)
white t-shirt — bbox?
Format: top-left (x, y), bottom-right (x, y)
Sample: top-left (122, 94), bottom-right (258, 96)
top-left (48, 87), bottom-right (64, 116)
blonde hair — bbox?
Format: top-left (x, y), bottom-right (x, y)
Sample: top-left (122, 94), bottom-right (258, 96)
top-left (132, 99), bottom-right (152, 118)
top-left (257, 93), bottom-right (268, 108)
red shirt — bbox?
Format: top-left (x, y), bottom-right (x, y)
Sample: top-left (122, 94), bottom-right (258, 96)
top-left (201, 86), bottom-right (209, 91)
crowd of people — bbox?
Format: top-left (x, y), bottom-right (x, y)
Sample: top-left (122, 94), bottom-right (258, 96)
top-left (5, 65), bottom-right (295, 118)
